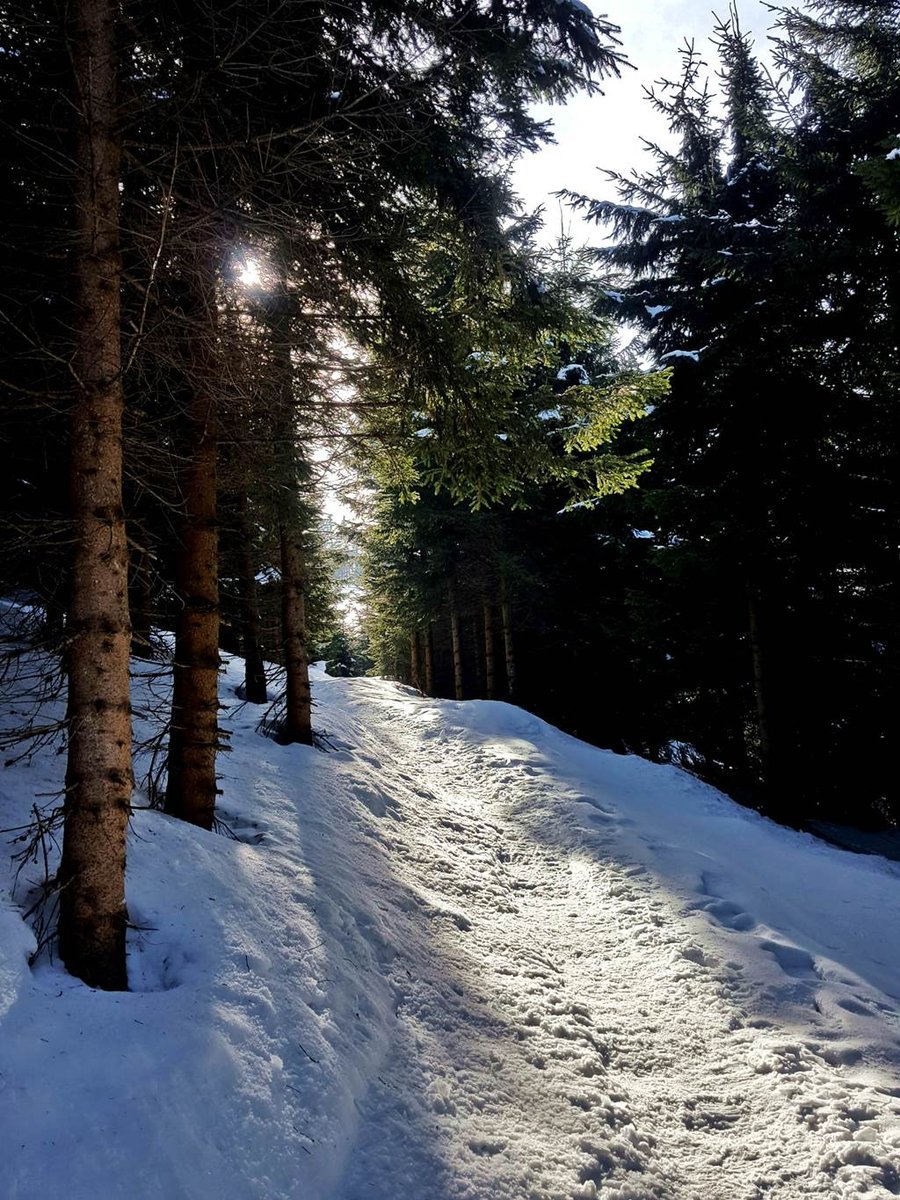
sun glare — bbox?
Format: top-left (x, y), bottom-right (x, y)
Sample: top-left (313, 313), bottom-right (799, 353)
top-left (238, 258), bottom-right (263, 288)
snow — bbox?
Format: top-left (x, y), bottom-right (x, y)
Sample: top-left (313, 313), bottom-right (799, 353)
top-left (414, 426), bottom-right (434, 438)
top-left (660, 349), bottom-right (702, 363)
top-left (557, 363), bottom-right (590, 385)
top-left (644, 305), bottom-right (671, 318)
top-left (603, 290), bottom-right (626, 304)
top-left (885, 148), bottom-right (900, 160)
top-left (465, 351), bottom-right (508, 368)
top-left (613, 204), bottom-right (656, 217)
top-left (2, 649), bottom-right (900, 1198)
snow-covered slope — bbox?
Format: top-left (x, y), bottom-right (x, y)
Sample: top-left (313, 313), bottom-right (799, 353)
top-left (2, 654), bottom-right (900, 1199)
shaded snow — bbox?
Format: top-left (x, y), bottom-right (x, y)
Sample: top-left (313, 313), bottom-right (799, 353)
top-left (2, 654), bottom-right (900, 1198)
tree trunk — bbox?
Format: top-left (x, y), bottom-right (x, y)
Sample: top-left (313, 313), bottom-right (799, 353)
top-left (501, 596), bottom-right (516, 701)
top-left (471, 615), bottom-right (484, 696)
top-left (423, 623), bottom-right (434, 695)
top-left (483, 600), bottom-right (496, 700)
top-left (266, 247), bottom-right (313, 745)
top-left (165, 237), bottom-right (220, 830)
top-left (410, 631), bottom-right (421, 691)
top-left (129, 542), bottom-right (154, 660)
top-left (280, 525), bottom-right (313, 744)
top-left (747, 590), bottom-right (771, 782)
top-left (57, 0), bottom-right (131, 991)
top-left (449, 587), bottom-right (464, 701)
top-left (235, 493), bottom-right (267, 703)
top-left (42, 577), bottom-right (68, 654)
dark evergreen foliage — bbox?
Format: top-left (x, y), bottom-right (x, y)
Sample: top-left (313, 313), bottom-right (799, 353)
top-left (366, 5), bottom-right (900, 830)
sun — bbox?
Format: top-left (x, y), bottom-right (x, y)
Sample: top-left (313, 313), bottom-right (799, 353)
top-left (238, 258), bottom-right (263, 288)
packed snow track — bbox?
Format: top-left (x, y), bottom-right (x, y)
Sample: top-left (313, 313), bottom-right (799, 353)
top-left (2, 660), bottom-right (900, 1199)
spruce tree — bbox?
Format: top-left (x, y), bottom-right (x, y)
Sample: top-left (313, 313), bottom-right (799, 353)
top-left (57, 0), bottom-right (132, 989)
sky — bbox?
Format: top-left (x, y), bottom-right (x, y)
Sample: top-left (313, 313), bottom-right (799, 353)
top-left (514, 0), bottom-right (777, 235)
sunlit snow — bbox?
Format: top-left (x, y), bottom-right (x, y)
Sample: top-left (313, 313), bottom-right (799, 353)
top-left (2, 643), bottom-right (900, 1197)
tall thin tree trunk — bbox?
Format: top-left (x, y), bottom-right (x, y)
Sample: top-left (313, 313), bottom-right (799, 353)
top-left (747, 589), bottom-right (774, 787)
top-left (57, 0), bottom-right (131, 991)
top-left (471, 615), bottom-right (484, 696)
top-left (449, 586), bottom-right (464, 701)
top-left (501, 590), bottom-right (516, 701)
top-left (165, 237), bottom-right (220, 830)
top-left (423, 622), bottom-right (434, 695)
top-left (483, 600), bottom-right (496, 700)
top-left (235, 492), bottom-right (267, 703)
top-left (280, 526), bottom-right (313, 744)
top-left (267, 245), bottom-right (313, 744)
top-left (42, 574), bottom-right (68, 653)
top-left (409, 630), bottom-right (421, 691)
top-left (129, 542), bottom-right (154, 660)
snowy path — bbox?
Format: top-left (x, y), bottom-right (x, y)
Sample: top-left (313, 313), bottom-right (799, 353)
top-left (314, 678), bottom-right (900, 1200)
top-left (3, 661), bottom-right (900, 1199)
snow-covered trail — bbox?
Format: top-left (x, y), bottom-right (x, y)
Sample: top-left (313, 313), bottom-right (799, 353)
top-left (2, 657), bottom-right (900, 1199)
top-left (313, 676), bottom-right (900, 1200)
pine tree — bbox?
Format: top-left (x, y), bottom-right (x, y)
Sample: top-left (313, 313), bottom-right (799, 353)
top-left (56, 0), bottom-right (132, 989)
top-left (121, 0), bottom-right (630, 822)
top-left (559, 8), bottom-right (900, 822)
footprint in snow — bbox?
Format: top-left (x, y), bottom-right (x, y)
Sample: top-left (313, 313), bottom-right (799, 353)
top-left (759, 939), bottom-right (822, 980)
top-left (678, 943), bottom-right (719, 969)
top-left (698, 898), bottom-right (757, 932)
top-left (573, 796), bottom-right (630, 826)
top-left (215, 809), bottom-right (268, 845)
top-left (681, 1093), bottom-right (746, 1131)
top-left (467, 1137), bottom-right (506, 1157)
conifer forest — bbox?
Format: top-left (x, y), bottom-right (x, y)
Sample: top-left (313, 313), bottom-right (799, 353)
top-left (2, 2), bottom-right (900, 1197)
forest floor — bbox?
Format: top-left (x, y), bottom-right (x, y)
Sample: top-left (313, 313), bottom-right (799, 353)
top-left (2, 649), bottom-right (900, 1198)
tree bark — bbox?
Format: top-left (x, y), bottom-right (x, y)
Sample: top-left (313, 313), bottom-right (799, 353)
top-left (57, 0), bottom-right (131, 991)
top-left (266, 252), bottom-right (313, 745)
top-left (410, 630), bottom-right (421, 691)
top-left (129, 542), bottom-right (154, 660)
top-left (471, 615), bottom-right (484, 696)
top-left (747, 590), bottom-right (771, 782)
top-left (747, 585), bottom-right (797, 815)
top-left (280, 525), bottom-right (313, 744)
top-left (501, 596), bottom-right (516, 701)
top-left (235, 492), bottom-right (267, 703)
top-left (483, 600), bottom-right (496, 700)
top-left (165, 236), bottom-right (220, 830)
top-left (449, 587), bottom-right (464, 701)
top-left (423, 622), bottom-right (434, 695)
